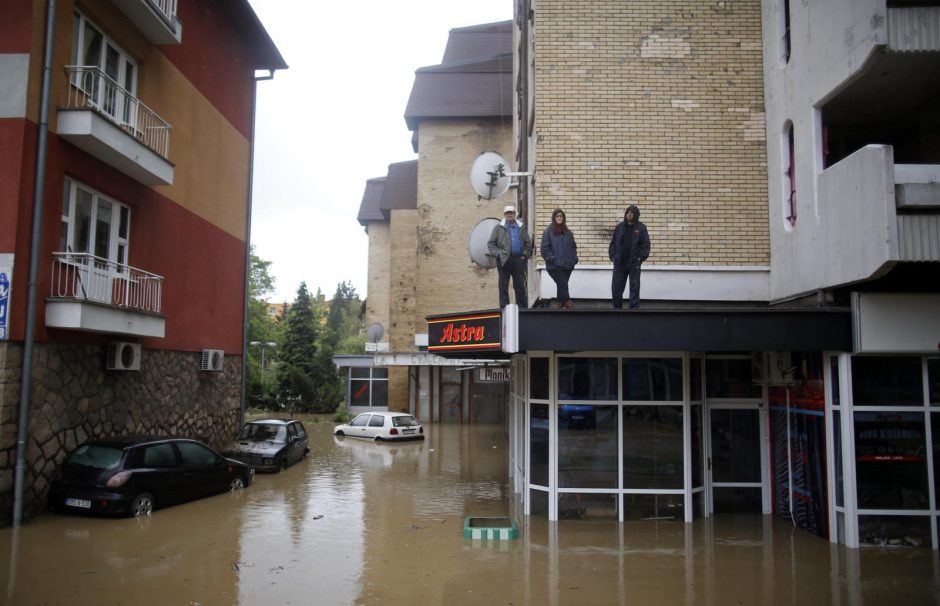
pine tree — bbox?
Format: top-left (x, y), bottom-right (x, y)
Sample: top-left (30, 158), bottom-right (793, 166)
top-left (276, 282), bottom-right (319, 412)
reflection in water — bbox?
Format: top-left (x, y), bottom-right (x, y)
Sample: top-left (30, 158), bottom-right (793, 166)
top-left (1, 420), bottom-right (938, 605)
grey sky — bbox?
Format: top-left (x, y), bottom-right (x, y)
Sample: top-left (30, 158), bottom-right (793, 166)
top-left (247, 1), bottom-right (512, 302)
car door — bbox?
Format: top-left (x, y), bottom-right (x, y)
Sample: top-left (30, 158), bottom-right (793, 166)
top-left (135, 442), bottom-right (183, 505)
top-left (175, 440), bottom-right (228, 501)
top-left (285, 423), bottom-right (301, 464)
top-left (292, 422), bottom-right (309, 462)
top-left (366, 414), bottom-right (387, 439)
top-left (349, 414), bottom-right (371, 438)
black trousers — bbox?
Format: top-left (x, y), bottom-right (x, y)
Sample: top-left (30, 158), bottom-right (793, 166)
top-left (547, 269), bottom-right (572, 303)
top-left (497, 255), bottom-right (528, 308)
top-left (611, 263), bottom-right (641, 309)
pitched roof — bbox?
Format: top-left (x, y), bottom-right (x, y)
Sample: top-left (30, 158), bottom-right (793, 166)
top-left (379, 160), bottom-right (418, 214)
top-left (357, 177), bottom-right (387, 226)
top-left (404, 20), bottom-right (512, 136)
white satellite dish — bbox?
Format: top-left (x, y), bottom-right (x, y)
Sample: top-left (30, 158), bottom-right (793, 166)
top-left (366, 323), bottom-right (384, 343)
top-left (470, 151), bottom-right (512, 200)
top-left (468, 218), bottom-right (499, 268)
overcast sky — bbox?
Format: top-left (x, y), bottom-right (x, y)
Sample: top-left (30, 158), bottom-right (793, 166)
top-left (247, 1), bottom-right (513, 303)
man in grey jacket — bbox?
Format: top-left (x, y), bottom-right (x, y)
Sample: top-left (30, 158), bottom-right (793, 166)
top-left (608, 204), bottom-right (651, 309)
top-left (488, 205), bottom-right (534, 308)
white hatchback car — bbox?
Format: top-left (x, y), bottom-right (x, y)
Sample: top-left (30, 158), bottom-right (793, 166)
top-left (333, 412), bottom-right (425, 441)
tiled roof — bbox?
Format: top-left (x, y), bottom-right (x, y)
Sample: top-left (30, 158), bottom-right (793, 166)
top-left (380, 160), bottom-right (418, 213)
top-left (357, 177), bottom-right (387, 226)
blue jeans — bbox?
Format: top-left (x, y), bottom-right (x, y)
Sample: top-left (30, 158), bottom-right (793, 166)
top-left (612, 263), bottom-right (641, 309)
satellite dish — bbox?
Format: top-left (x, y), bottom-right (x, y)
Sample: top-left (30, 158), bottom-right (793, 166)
top-left (468, 218), bottom-right (499, 268)
top-left (366, 323), bottom-right (385, 343)
top-left (470, 151), bottom-right (512, 200)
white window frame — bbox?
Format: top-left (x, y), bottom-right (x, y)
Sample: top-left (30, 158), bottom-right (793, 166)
top-left (61, 178), bottom-right (131, 267)
top-left (71, 11), bottom-right (138, 129)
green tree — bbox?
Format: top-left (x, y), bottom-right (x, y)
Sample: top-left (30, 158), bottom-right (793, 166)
top-left (246, 247), bottom-right (278, 407)
top-left (309, 281), bottom-right (363, 411)
top-left (276, 282), bottom-right (320, 412)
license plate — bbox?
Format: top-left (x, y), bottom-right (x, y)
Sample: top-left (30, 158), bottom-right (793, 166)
top-left (65, 498), bottom-right (91, 509)
top-left (403, 429), bottom-right (415, 434)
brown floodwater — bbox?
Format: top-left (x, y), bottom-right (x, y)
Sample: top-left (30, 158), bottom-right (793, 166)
top-left (2, 419), bottom-right (939, 605)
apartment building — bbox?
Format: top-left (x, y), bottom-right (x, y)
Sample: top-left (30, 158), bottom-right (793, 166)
top-left (337, 22), bottom-right (513, 425)
top-left (0, 0), bottom-right (285, 522)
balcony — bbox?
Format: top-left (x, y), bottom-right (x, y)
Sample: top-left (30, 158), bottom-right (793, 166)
top-left (57, 66), bottom-right (174, 186)
top-left (45, 252), bottom-right (166, 338)
top-left (110, 0), bottom-right (182, 45)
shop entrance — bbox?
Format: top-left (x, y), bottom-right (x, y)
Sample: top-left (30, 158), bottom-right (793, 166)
top-left (708, 406), bottom-right (766, 513)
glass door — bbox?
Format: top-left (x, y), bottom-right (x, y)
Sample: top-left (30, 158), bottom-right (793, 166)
top-left (709, 407), bottom-right (764, 512)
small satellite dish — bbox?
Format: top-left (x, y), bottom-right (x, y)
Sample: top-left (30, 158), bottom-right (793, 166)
top-left (366, 323), bottom-right (385, 343)
top-left (468, 218), bottom-right (500, 268)
top-left (470, 151), bottom-right (512, 200)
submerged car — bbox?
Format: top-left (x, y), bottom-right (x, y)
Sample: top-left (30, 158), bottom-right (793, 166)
top-left (333, 411), bottom-right (425, 441)
top-left (48, 436), bottom-right (253, 517)
top-left (222, 419), bottom-right (310, 472)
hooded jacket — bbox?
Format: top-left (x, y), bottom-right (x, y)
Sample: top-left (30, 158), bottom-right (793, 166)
top-left (608, 205), bottom-right (650, 268)
top-left (488, 218), bottom-right (534, 268)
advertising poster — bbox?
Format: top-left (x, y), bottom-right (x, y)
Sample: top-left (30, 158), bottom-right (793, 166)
top-left (0, 254), bottom-right (12, 341)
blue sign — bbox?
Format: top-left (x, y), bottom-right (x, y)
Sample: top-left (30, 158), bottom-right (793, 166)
top-left (0, 272), bottom-right (9, 340)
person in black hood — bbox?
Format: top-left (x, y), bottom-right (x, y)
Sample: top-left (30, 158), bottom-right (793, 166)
top-left (608, 204), bottom-right (651, 309)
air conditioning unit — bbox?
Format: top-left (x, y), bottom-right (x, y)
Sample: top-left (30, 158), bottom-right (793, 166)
top-left (201, 349), bottom-right (225, 372)
top-left (766, 351), bottom-right (795, 386)
top-left (106, 342), bottom-right (141, 371)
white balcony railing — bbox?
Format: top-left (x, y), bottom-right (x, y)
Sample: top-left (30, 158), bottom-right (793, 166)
top-left (51, 252), bottom-right (164, 315)
top-left (149, 0), bottom-right (178, 24)
top-left (64, 66), bottom-right (171, 158)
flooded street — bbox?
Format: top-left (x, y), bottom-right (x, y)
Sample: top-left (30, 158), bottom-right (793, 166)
top-left (2, 419), bottom-right (939, 605)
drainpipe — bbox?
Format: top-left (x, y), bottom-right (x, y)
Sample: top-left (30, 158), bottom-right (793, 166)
top-left (13, 0), bottom-right (57, 528)
top-left (240, 69), bottom-right (275, 428)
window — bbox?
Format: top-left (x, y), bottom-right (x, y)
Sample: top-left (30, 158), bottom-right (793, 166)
top-left (350, 367), bottom-right (388, 407)
top-left (350, 414), bottom-right (370, 427)
top-left (368, 415), bottom-right (385, 428)
top-left (557, 357), bottom-right (617, 400)
top-left (622, 358), bottom-right (683, 401)
top-left (60, 178), bottom-right (130, 266)
top-left (142, 444), bottom-right (177, 468)
top-left (177, 441), bottom-right (218, 467)
top-left (705, 357), bottom-right (762, 399)
top-left (71, 11), bottom-right (137, 127)
top-left (783, 120), bottom-right (796, 228)
top-left (852, 357), bottom-right (923, 406)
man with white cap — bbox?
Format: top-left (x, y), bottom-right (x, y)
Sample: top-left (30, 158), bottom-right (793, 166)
top-left (487, 205), bottom-right (534, 308)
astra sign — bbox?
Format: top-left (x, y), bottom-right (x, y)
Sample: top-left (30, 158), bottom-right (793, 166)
top-left (427, 311), bottom-right (502, 353)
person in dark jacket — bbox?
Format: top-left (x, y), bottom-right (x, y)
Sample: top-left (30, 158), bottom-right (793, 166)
top-left (608, 204), bottom-right (651, 309)
top-left (540, 209), bottom-right (578, 308)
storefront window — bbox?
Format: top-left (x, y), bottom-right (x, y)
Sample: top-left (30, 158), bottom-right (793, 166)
top-left (530, 404), bottom-right (549, 487)
top-left (559, 493), bottom-right (618, 520)
top-left (691, 404), bottom-right (704, 487)
top-left (350, 367), bottom-right (388, 407)
top-left (622, 358), bottom-right (683, 401)
top-left (834, 409), bottom-right (843, 508)
top-left (558, 404), bottom-right (618, 488)
top-left (711, 409), bottom-right (761, 483)
top-left (851, 357), bottom-right (923, 406)
top-left (530, 358), bottom-right (549, 400)
top-left (690, 357), bottom-right (703, 401)
top-left (829, 357), bottom-right (840, 407)
top-left (854, 412), bottom-right (929, 509)
top-left (929, 358), bottom-right (939, 406)
top-left (623, 494), bottom-right (684, 521)
top-left (859, 515), bottom-right (930, 548)
top-left (705, 358), bottom-right (762, 399)
top-left (622, 405), bottom-right (684, 488)
top-left (557, 358), bottom-right (617, 400)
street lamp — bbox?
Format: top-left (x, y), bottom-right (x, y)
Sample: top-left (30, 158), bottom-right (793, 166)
top-left (249, 341), bottom-right (277, 384)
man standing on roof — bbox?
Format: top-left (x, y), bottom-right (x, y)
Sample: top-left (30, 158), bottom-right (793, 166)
top-left (609, 204), bottom-right (651, 309)
top-left (488, 205), bottom-right (534, 308)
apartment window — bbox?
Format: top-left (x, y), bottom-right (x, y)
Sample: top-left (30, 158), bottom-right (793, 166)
top-left (60, 179), bottom-right (131, 266)
top-left (71, 11), bottom-right (137, 126)
top-left (779, 0), bottom-right (792, 65)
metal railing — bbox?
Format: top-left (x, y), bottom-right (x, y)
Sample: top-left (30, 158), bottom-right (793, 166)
top-left (64, 65), bottom-right (172, 158)
top-left (51, 252), bottom-right (164, 314)
top-left (150, 0), bottom-right (178, 24)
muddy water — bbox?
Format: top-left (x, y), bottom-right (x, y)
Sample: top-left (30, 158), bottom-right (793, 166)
top-left (2, 419), bottom-right (939, 605)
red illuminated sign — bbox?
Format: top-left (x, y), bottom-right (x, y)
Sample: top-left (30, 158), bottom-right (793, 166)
top-left (427, 311), bottom-right (501, 353)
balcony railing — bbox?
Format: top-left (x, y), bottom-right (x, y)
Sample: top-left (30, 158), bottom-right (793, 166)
top-left (149, 0), bottom-right (178, 24)
top-left (51, 252), bottom-right (164, 315)
top-left (64, 66), bottom-right (171, 159)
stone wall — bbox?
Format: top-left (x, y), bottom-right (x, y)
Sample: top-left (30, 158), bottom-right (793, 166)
top-left (0, 342), bottom-right (242, 523)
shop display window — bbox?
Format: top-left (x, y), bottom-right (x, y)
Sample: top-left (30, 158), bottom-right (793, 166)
top-left (851, 357), bottom-right (923, 406)
top-left (558, 405), bottom-right (618, 488)
top-left (622, 358), bottom-right (683, 401)
top-left (557, 358), bottom-right (617, 400)
top-left (622, 405), bottom-right (684, 489)
top-left (854, 412), bottom-right (929, 509)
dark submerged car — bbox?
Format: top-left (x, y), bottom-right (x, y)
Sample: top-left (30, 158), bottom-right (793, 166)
top-left (222, 419), bottom-right (310, 472)
top-left (48, 436), bottom-right (253, 517)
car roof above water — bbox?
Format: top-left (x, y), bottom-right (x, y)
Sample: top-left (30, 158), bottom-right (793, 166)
top-left (81, 435), bottom-right (181, 449)
top-left (247, 419), bottom-right (298, 426)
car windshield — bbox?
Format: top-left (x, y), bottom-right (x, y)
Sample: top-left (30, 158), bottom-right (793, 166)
top-left (67, 445), bottom-right (124, 470)
top-left (392, 415), bottom-right (420, 427)
top-left (238, 424), bottom-right (287, 443)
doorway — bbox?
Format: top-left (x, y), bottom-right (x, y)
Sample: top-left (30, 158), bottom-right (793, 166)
top-left (708, 406), bottom-right (767, 513)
